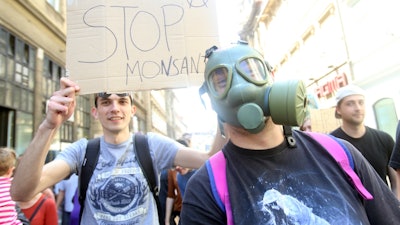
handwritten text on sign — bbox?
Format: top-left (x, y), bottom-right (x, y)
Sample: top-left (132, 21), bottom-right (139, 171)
top-left (67, 0), bottom-right (219, 94)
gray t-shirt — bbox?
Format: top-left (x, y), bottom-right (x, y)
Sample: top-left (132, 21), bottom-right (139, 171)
top-left (55, 132), bottom-right (179, 224)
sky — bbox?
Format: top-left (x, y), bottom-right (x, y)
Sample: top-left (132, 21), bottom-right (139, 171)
top-left (216, 0), bottom-right (241, 47)
top-left (174, 86), bottom-right (216, 133)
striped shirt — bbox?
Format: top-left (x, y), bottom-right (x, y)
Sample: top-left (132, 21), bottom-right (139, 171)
top-left (0, 177), bottom-right (22, 225)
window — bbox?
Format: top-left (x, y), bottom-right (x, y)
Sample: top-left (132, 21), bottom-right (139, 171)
top-left (42, 56), bottom-right (63, 98)
top-left (14, 39), bottom-right (35, 88)
top-left (42, 57), bottom-right (74, 143)
top-left (60, 121), bottom-right (73, 142)
top-left (76, 95), bottom-right (90, 138)
top-left (373, 98), bottom-right (398, 138)
top-left (41, 57), bottom-right (91, 142)
top-left (0, 29), bottom-right (36, 89)
top-left (15, 111), bottom-right (32, 155)
top-left (0, 26), bottom-right (35, 112)
top-left (0, 28), bottom-right (7, 55)
top-left (0, 107), bottom-right (15, 149)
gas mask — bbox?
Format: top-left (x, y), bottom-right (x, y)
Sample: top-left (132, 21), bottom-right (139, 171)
top-left (199, 42), bottom-right (307, 134)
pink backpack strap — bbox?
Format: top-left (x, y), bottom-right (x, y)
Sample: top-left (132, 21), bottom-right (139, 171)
top-left (307, 132), bottom-right (373, 200)
top-left (206, 151), bottom-right (234, 225)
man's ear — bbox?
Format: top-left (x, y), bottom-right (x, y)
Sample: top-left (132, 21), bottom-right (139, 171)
top-left (131, 105), bottom-right (137, 115)
top-left (91, 106), bottom-right (98, 119)
top-left (335, 105), bottom-right (341, 119)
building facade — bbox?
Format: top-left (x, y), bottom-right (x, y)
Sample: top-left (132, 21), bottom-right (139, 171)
top-left (239, 0), bottom-right (400, 137)
top-left (0, 0), bottom-right (186, 156)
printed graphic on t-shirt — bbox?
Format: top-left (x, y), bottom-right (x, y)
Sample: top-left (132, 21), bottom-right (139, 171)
top-left (88, 156), bottom-right (150, 224)
top-left (230, 168), bottom-right (366, 225)
top-left (261, 189), bottom-right (329, 224)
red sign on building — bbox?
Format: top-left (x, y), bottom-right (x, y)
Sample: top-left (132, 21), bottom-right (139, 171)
top-left (314, 72), bottom-right (348, 98)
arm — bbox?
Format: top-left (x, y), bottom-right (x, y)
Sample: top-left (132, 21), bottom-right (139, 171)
top-left (11, 77), bottom-right (80, 201)
top-left (397, 170), bottom-right (400, 200)
top-left (56, 190), bottom-right (65, 211)
top-left (209, 124), bottom-right (229, 154)
top-left (386, 131), bottom-right (398, 195)
top-left (344, 142), bottom-right (400, 223)
top-left (165, 197), bottom-right (174, 225)
top-left (388, 166), bottom-right (398, 194)
top-left (393, 169), bottom-right (400, 200)
top-left (390, 121), bottom-right (400, 199)
top-left (174, 125), bottom-right (228, 168)
top-left (165, 170), bottom-right (175, 225)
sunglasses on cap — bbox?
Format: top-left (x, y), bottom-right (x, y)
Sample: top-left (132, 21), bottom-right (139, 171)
top-left (96, 92), bottom-right (131, 98)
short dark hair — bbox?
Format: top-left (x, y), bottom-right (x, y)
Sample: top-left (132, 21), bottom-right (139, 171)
top-left (94, 92), bottom-right (133, 107)
top-left (176, 139), bottom-right (189, 147)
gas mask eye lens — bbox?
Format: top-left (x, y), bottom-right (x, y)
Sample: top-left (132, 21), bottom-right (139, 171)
top-left (237, 58), bottom-right (267, 83)
top-left (208, 67), bottom-right (230, 97)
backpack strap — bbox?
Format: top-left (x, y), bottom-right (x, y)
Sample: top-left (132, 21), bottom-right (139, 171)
top-left (29, 196), bottom-right (48, 221)
top-left (206, 151), bottom-right (234, 225)
top-left (306, 132), bottom-right (373, 200)
top-left (79, 137), bottom-right (101, 222)
top-left (134, 133), bottom-right (163, 225)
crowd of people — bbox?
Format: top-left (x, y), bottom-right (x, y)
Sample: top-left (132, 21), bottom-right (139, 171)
top-left (1, 42), bottom-right (399, 225)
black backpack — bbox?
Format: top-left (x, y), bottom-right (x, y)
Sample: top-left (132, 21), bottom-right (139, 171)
top-left (15, 204), bottom-right (30, 225)
top-left (78, 133), bottom-right (162, 224)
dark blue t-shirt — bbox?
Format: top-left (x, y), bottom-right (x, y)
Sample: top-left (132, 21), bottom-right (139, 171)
top-left (181, 131), bottom-right (400, 225)
top-left (177, 170), bottom-right (196, 198)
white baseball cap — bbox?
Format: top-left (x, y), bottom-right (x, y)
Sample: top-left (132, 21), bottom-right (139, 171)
top-left (335, 84), bottom-right (365, 118)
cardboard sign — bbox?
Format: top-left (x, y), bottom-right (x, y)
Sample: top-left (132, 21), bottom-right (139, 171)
top-left (310, 108), bottom-right (342, 133)
top-left (67, 0), bottom-right (220, 94)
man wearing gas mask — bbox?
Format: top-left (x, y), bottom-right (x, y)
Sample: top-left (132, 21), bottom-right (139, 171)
top-left (180, 42), bottom-right (400, 225)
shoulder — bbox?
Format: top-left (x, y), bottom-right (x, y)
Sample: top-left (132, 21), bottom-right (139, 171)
top-left (182, 164), bottom-right (226, 224)
top-left (292, 130), bottom-right (328, 146)
top-left (142, 132), bottom-right (179, 169)
top-left (0, 176), bottom-right (11, 185)
top-left (43, 194), bottom-right (56, 205)
top-left (366, 126), bottom-right (394, 143)
top-left (146, 132), bottom-right (175, 142)
top-left (55, 138), bottom-right (89, 172)
top-left (294, 130), bottom-right (361, 159)
top-left (59, 138), bottom-right (89, 153)
top-left (185, 165), bottom-right (210, 194)
top-left (330, 127), bottom-right (344, 136)
top-left (145, 132), bottom-right (179, 149)
top-left (367, 126), bottom-right (391, 136)
top-left (334, 137), bottom-right (377, 170)
top-left (182, 166), bottom-right (209, 203)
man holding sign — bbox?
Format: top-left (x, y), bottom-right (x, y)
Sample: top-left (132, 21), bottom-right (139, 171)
top-left (11, 1), bottom-right (224, 223)
top-left (11, 77), bottom-right (221, 224)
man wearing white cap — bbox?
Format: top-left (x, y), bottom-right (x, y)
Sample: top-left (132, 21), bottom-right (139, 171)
top-left (330, 84), bottom-right (397, 193)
